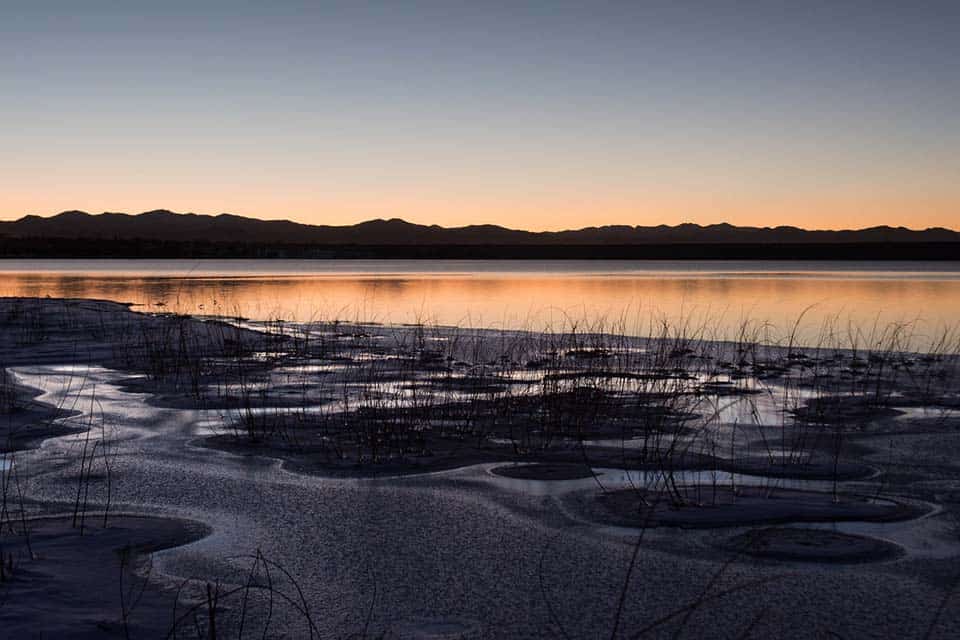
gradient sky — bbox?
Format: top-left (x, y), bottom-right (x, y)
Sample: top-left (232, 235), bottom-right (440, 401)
top-left (2, 1), bottom-right (958, 230)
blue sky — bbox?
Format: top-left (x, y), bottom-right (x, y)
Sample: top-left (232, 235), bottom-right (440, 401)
top-left (2, 1), bottom-right (958, 229)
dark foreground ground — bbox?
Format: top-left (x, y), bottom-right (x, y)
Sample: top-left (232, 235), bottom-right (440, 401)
top-left (1, 297), bottom-right (959, 638)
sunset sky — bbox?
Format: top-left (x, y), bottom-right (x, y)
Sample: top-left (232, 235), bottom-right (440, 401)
top-left (2, 1), bottom-right (957, 231)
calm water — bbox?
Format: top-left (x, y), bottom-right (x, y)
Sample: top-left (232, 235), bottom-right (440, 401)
top-left (2, 259), bottom-right (959, 345)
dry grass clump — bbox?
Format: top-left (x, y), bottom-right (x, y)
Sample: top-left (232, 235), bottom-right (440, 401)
top-left (194, 310), bottom-right (959, 494)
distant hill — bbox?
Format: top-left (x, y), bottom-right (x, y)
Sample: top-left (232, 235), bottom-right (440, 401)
top-left (1, 209), bottom-right (958, 245)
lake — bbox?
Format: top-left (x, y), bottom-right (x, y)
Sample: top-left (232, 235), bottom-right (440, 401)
top-left (2, 259), bottom-right (959, 347)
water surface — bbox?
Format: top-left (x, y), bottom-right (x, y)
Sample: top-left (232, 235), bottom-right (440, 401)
top-left (2, 259), bottom-right (958, 345)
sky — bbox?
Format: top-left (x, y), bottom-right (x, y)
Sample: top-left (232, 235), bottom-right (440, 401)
top-left (1, 1), bottom-right (958, 231)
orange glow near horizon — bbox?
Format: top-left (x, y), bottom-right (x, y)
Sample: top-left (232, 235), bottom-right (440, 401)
top-left (2, 187), bottom-right (959, 232)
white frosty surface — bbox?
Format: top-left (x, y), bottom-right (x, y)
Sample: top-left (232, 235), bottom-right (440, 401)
top-left (1, 362), bottom-right (955, 639)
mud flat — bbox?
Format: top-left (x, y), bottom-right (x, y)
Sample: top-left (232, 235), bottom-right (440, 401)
top-left (572, 485), bottom-right (930, 529)
top-left (201, 430), bottom-right (516, 478)
top-left (490, 462), bottom-right (596, 480)
top-left (719, 527), bottom-right (905, 563)
top-left (0, 386), bottom-right (82, 454)
top-left (0, 515), bottom-right (210, 638)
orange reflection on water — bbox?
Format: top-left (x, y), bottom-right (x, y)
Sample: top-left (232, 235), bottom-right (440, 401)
top-left (2, 260), bottom-right (959, 347)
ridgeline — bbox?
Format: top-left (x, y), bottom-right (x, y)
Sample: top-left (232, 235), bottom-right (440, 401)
top-left (1, 210), bottom-right (958, 259)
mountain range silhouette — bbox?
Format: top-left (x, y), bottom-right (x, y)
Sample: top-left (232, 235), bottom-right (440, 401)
top-left (2, 210), bottom-right (957, 245)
